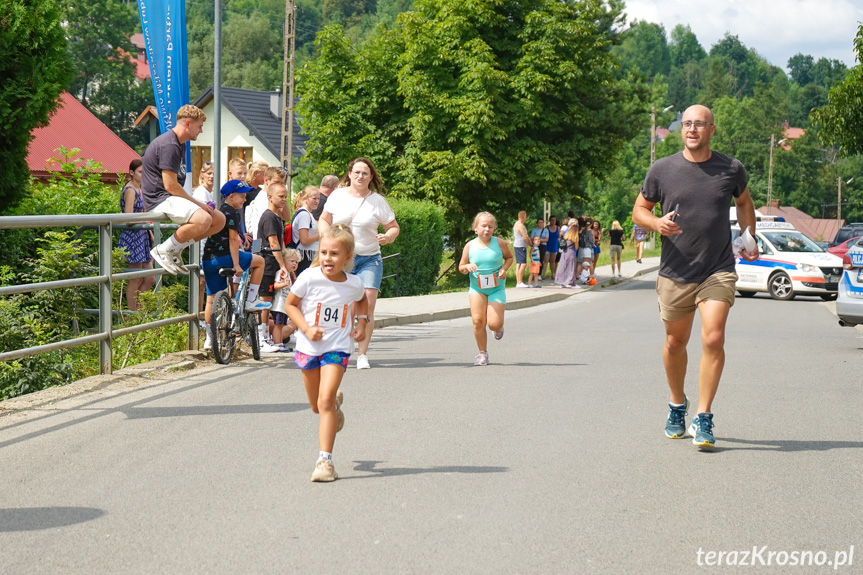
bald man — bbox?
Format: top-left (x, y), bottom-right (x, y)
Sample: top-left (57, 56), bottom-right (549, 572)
top-left (632, 104), bottom-right (759, 451)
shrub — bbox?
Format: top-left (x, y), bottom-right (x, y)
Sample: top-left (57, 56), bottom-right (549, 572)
top-left (379, 198), bottom-right (445, 297)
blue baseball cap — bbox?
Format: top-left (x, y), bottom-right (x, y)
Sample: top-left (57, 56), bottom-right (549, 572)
top-left (220, 179), bottom-right (254, 198)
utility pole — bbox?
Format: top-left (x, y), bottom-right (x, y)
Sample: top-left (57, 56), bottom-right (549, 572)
top-left (280, 0), bottom-right (296, 193)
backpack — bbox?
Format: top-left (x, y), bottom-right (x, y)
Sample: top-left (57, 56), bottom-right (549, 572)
top-left (284, 208), bottom-right (307, 249)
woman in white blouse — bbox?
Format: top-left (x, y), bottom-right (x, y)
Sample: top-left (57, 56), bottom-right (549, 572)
top-left (318, 157), bottom-right (400, 370)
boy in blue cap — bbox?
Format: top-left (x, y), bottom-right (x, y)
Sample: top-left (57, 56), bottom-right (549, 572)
top-left (201, 180), bottom-right (271, 350)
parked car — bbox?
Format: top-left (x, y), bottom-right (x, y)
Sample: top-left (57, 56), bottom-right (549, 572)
top-left (832, 223), bottom-right (863, 247)
top-left (837, 240), bottom-right (863, 327)
top-left (827, 236), bottom-right (862, 259)
top-left (732, 221), bottom-right (844, 300)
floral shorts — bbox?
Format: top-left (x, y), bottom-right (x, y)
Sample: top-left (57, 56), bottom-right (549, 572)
top-left (294, 350), bottom-right (350, 370)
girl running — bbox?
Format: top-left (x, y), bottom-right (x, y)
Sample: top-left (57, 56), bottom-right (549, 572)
top-left (285, 224), bottom-right (369, 482)
top-left (458, 212), bottom-right (514, 366)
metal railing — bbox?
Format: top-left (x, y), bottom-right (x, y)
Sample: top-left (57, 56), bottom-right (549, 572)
top-left (0, 212), bottom-right (200, 374)
top-left (381, 252), bottom-right (401, 297)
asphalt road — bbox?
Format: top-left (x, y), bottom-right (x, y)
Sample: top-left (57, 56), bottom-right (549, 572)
top-left (2, 272), bottom-right (863, 574)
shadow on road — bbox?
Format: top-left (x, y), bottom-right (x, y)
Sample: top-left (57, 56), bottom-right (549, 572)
top-left (0, 506), bottom-right (104, 532)
top-left (722, 437), bottom-right (863, 452)
top-left (344, 460), bottom-right (508, 480)
top-left (121, 403), bottom-right (308, 419)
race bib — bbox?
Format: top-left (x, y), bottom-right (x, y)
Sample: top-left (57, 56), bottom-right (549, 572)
top-left (478, 273), bottom-right (498, 289)
top-left (314, 303), bottom-right (349, 329)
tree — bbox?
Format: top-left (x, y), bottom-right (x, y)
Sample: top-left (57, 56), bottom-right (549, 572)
top-left (811, 24), bottom-right (863, 156)
top-left (788, 53), bottom-right (814, 85)
top-left (0, 0), bottom-right (74, 207)
top-left (614, 20), bottom-right (670, 79)
top-left (298, 0), bottom-right (650, 243)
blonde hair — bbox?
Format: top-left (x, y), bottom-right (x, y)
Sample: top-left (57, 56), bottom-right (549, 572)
top-left (282, 247), bottom-right (301, 262)
top-left (245, 160), bottom-right (268, 186)
top-left (177, 105), bottom-right (206, 122)
top-left (472, 211), bottom-right (497, 231)
top-left (611, 220), bottom-right (623, 231)
top-left (293, 185), bottom-right (319, 211)
top-left (311, 224), bottom-right (355, 272)
top-left (227, 158), bottom-right (246, 179)
top-left (199, 161), bottom-right (213, 175)
top-left (564, 225), bottom-right (580, 243)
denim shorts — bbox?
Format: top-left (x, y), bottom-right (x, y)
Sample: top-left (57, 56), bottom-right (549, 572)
top-left (352, 253), bottom-right (383, 290)
top-left (202, 251), bottom-right (253, 295)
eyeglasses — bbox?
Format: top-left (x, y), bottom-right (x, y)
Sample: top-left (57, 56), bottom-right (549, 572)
top-left (681, 121), bottom-right (713, 130)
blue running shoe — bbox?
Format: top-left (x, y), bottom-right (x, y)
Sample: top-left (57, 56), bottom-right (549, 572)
top-left (665, 396), bottom-right (689, 438)
top-left (689, 412), bottom-right (715, 450)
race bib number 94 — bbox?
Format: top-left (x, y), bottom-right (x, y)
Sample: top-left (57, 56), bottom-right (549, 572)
top-left (314, 303), bottom-right (349, 329)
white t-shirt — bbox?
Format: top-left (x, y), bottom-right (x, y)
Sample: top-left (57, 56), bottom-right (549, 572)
top-left (290, 267), bottom-right (365, 355)
top-left (324, 188), bottom-right (396, 256)
top-left (291, 208), bottom-right (318, 255)
top-left (192, 185), bottom-right (214, 207)
top-left (245, 191), bottom-right (270, 240)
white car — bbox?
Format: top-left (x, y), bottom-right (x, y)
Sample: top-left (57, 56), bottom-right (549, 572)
top-left (836, 238), bottom-right (863, 326)
top-left (732, 221), bottom-right (844, 301)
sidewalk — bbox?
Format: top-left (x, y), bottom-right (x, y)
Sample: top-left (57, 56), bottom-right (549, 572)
top-left (375, 257), bottom-right (660, 328)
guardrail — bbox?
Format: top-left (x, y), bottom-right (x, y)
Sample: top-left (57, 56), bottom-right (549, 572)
top-left (0, 212), bottom-right (200, 374)
top-left (381, 252), bottom-right (401, 297)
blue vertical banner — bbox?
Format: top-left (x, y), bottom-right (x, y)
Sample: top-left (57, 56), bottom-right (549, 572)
top-left (137, 0), bottom-right (192, 188)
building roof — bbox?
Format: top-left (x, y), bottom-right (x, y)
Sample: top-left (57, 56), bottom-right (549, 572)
top-left (780, 126), bottom-right (806, 151)
top-left (129, 33), bottom-right (150, 79)
top-left (759, 203), bottom-right (843, 243)
top-left (27, 92), bottom-right (140, 179)
top-left (193, 86), bottom-right (307, 160)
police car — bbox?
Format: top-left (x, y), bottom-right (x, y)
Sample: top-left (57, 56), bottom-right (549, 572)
top-left (731, 220), bottom-right (844, 301)
top-left (836, 238), bottom-right (863, 326)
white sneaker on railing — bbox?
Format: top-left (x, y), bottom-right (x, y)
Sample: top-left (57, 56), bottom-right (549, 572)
top-left (150, 246), bottom-right (179, 275)
top-left (245, 299), bottom-right (272, 312)
top-left (167, 250), bottom-right (189, 275)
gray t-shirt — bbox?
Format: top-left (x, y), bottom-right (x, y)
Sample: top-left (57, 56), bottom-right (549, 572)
top-left (141, 129), bottom-right (186, 210)
top-left (641, 150), bottom-right (748, 283)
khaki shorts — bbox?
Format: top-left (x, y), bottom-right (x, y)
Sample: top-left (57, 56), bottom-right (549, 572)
top-left (155, 195), bottom-right (201, 224)
top-left (656, 271), bottom-right (737, 322)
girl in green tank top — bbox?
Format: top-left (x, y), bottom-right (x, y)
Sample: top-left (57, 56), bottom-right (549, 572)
top-left (457, 212), bottom-right (514, 366)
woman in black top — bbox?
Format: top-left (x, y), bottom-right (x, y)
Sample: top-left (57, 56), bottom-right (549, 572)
top-left (608, 220), bottom-right (625, 277)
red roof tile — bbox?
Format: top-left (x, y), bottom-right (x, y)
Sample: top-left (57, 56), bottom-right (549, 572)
top-left (27, 92), bottom-right (140, 178)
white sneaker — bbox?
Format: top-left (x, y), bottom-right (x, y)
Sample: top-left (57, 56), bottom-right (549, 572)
top-left (245, 299), bottom-right (272, 312)
top-left (203, 326), bottom-right (213, 351)
top-left (260, 342), bottom-right (281, 353)
top-left (167, 249), bottom-right (189, 275)
top-left (516, 283), bottom-right (529, 288)
top-left (356, 354), bottom-right (371, 370)
top-left (150, 246), bottom-right (179, 275)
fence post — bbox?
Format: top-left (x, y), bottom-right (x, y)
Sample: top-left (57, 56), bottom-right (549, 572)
top-left (395, 253), bottom-right (401, 297)
top-left (152, 221), bottom-right (163, 293)
top-left (188, 240), bottom-right (200, 350)
top-left (98, 222), bottom-right (113, 374)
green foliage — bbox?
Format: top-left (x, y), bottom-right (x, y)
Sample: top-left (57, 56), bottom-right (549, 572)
top-left (0, 148), bottom-right (123, 271)
top-left (298, 0), bottom-right (650, 247)
top-left (112, 284), bottom-right (189, 370)
top-left (614, 20), bottom-right (670, 79)
top-left (812, 25), bottom-right (863, 157)
top-left (379, 198), bottom-right (445, 297)
top-left (0, 0), bottom-right (74, 208)
top-left (61, 0), bottom-right (152, 151)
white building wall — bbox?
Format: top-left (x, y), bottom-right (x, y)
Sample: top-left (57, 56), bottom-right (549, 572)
top-left (194, 101), bottom-right (279, 186)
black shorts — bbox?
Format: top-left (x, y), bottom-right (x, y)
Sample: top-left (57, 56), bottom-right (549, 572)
top-left (260, 275), bottom-right (276, 297)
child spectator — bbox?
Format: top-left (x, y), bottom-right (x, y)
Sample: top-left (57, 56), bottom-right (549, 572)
top-left (246, 166), bottom-right (287, 241)
top-left (201, 180), bottom-right (271, 351)
top-left (528, 236), bottom-right (542, 288)
top-left (270, 248), bottom-right (301, 352)
top-left (257, 183), bottom-right (289, 353)
top-left (285, 224), bottom-right (369, 482)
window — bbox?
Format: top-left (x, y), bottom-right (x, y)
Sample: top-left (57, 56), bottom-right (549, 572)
top-left (190, 146), bottom-right (211, 187)
top-left (228, 147), bottom-right (253, 166)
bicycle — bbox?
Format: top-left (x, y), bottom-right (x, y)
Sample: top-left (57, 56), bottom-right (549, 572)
top-left (209, 243), bottom-right (272, 365)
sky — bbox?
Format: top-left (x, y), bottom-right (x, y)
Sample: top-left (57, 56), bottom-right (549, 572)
top-left (623, 0), bottom-right (863, 72)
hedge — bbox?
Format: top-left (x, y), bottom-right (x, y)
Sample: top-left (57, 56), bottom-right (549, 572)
top-left (379, 198), bottom-right (445, 297)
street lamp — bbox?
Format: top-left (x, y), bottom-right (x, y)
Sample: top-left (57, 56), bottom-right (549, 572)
top-left (766, 135), bottom-right (787, 214)
top-left (838, 177), bottom-right (854, 224)
top-left (648, 105), bottom-right (674, 249)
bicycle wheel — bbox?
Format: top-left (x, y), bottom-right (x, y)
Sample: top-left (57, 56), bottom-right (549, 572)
top-left (246, 312), bottom-right (260, 360)
top-left (211, 290), bottom-right (236, 365)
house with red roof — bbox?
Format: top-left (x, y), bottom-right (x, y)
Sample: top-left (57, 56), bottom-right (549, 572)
top-left (27, 92), bottom-right (140, 184)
